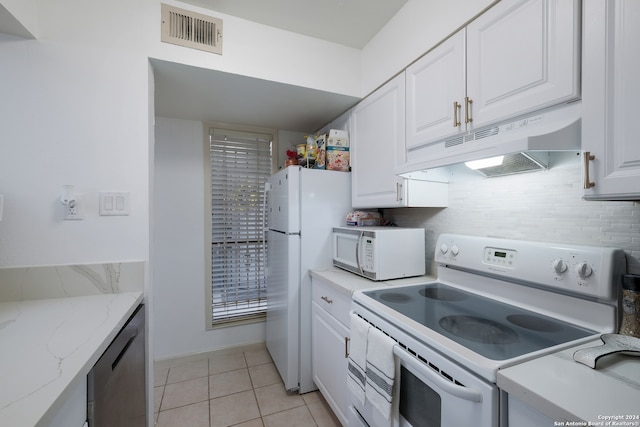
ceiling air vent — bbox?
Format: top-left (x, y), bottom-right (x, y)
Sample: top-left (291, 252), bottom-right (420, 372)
top-left (161, 4), bottom-right (223, 55)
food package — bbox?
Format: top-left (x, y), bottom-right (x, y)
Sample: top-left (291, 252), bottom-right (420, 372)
top-left (296, 136), bottom-right (317, 168)
top-left (326, 129), bottom-right (349, 171)
top-left (346, 211), bottom-right (382, 227)
top-left (313, 134), bottom-right (326, 169)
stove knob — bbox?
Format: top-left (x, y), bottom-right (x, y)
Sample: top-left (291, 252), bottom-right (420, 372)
top-left (451, 245), bottom-right (460, 256)
top-left (576, 262), bottom-right (593, 278)
top-left (440, 244), bottom-right (448, 254)
top-left (552, 258), bottom-right (568, 274)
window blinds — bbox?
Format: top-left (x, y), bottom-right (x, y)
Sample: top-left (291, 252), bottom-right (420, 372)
top-left (209, 129), bottom-right (272, 323)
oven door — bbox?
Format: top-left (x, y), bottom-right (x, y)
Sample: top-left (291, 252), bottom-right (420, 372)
top-left (350, 344), bottom-right (498, 427)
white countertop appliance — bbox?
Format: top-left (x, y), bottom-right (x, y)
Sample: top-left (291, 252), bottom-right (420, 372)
top-left (350, 234), bottom-right (626, 427)
top-left (332, 226), bottom-right (425, 281)
top-left (265, 166), bottom-right (351, 394)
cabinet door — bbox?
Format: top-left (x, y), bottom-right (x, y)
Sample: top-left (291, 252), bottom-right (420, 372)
top-left (312, 301), bottom-right (349, 426)
top-left (405, 30), bottom-right (466, 157)
top-left (331, 108), bottom-right (351, 132)
top-left (466, 0), bottom-right (580, 128)
top-left (582, 0), bottom-right (640, 200)
top-left (351, 73), bottom-right (406, 208)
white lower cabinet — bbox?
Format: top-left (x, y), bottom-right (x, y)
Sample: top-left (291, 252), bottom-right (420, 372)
top-left (504, 394), bottom-right (555, 427)
top-left (311, 276), bottom-right (350, 426)
top-left (46, 377), bottom-right (87, 427)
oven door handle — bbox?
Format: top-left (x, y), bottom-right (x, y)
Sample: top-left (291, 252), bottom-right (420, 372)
top-left (393, 346), bottom-right (483, 403)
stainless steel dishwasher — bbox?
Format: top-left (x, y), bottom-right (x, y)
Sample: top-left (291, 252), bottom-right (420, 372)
top-left (87, 304), bottom-right (146, 426)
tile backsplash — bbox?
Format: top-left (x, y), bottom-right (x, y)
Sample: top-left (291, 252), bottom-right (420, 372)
top-left (384, 157), bottom-right (640, 275)
top-left (0, 261), bottom-right (144, 302)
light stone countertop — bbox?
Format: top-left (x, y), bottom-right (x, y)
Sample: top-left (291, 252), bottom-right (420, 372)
top-left (0, 291), bottom-right (143, 427)
top-left (0, 264), bottom-right (143, 427)
top-left (310, 267), bottom-right (436, 296)
top-left (497, 338), bottom-right (640, 423)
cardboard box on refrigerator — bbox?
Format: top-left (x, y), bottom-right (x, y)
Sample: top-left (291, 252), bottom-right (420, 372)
top-left (326, 129), bottom-right (349, 171)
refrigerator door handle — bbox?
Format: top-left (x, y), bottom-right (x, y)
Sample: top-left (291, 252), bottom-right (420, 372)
top-left (262, 182), bottom-right (272, 277)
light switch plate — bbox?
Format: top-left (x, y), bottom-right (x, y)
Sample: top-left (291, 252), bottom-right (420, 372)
top-left (0, 195), bottom-right (4, 221)
top-left (99, 192), bottom-right (130, 216)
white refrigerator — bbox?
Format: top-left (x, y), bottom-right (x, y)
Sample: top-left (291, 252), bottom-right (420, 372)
top-left (265, 166), bottom-right (352, 393)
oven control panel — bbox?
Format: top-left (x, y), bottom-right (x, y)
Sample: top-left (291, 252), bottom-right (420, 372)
top-left (484, 247), bottom-right (517, 267)
top-left (435, 234), bottom-right (626, 301)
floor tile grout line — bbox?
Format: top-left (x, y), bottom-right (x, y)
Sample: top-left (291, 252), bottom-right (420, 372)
top-left (155, 386), bottom-right (330, 426)
top-left (154, 348), bottom-right (338, 426)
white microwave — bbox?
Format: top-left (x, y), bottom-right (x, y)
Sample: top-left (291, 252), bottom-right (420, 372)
top-left (332, 226), bottom-right (425, 281)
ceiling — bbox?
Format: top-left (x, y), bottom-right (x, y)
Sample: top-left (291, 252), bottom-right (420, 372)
top-left (152, 59), bottom-right (361, 132)
top-left (154, 0), bottom-right (407, 133)
top-left (180, 0), bottom-right (407, 49)
top-left (0, 4), bottom-right (35, 39)
top-left (0, 1), bottom-right (406, 133)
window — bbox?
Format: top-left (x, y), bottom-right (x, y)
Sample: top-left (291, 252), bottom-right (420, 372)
top-left (206, 126), bottom-right (275, 326)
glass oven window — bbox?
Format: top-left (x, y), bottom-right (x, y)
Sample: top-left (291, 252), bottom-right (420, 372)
top-left (399, 366), bottom-right (441, 427)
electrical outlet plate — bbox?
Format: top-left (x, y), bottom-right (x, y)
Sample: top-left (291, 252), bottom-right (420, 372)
top-left (62, 195), bottom-right (84, 220)
top-left (99, 192), bottom-right (130, 216)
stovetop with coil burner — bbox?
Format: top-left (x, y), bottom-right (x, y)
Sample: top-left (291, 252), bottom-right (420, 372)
top-left (362, 282), bottom-right (595, 361)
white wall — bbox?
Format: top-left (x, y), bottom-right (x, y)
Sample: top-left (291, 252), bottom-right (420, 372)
top-left (0, 35), bottom-right (150, 266)
top-left (360, 0), bottom-right (495, 95)
top-left (151, 0), bottom-right (362, 98)
top-left (0, 0), bottom-right (364, 269)
top-left (154, 117), bottom-right (267, 359)
top-left (0, 0), bottom-right (498, 269)
top-left (0, 0), bottom-right (370, 360)
top-left (383, 157), bottom-right (640, 275)
top-left (8, 0), bottom-right (607, 362)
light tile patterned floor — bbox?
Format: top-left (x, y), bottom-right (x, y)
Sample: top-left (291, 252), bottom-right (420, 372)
top-left (154, 344), bottom-right (342, 427)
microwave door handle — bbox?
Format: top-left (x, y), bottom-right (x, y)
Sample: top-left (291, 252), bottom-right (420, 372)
top-left (356, 231), bottom-right (364, 276)
top-left (392, 346), bottom-right (483, 403)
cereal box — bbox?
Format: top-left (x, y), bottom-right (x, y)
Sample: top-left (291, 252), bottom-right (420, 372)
top-left (326, 129), bottom-right (349, 172)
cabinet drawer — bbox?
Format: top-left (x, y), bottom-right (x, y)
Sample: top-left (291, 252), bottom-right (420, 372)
top-left (312, 278), bottom-right (351, 327)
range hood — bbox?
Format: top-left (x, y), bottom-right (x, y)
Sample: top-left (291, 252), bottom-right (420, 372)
top-left (398, 102), bottom-right (581, 181)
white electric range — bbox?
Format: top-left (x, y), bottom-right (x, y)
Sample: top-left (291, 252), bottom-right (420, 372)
top-left (349, 233), bottom-right (626, 427)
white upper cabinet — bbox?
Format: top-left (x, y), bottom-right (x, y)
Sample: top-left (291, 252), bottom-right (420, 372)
top-left (582, 0), bottom-right (640, 200)
top-left (330, 109), bottom-right (351, 133)
top-left (406, 30), bottom-right (466, 153)
top-left (351, 73), bottom-right (407, 208)
top-left (317, 108), bottom-right (352, 135)
top-left (466, 0), bottom-right (580, 126)
top-left (404, 0), bottom-right (580, 168)
top-left (316, 89), bottom-right (447, 210)
top-left (351, 73), bottom-right (448, 208)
